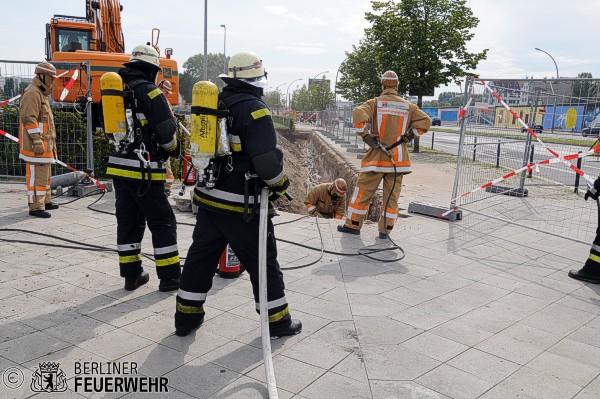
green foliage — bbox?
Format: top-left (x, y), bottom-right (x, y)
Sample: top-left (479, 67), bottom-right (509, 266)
top-left (263, 90), bottom-right (285, 109)
top-left (291, 79), bottom-right (335, 111)
top-left (338, 0), bottom-right (488, 106)
top-left (572, 72), bottom-right (600, 99)
top-left (179, 53), bottom-right (229, 103)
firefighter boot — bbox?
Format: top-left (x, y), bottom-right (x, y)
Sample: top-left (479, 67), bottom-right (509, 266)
top-left (45, 202), bottom-right (60, 210)
top-left (270, 318), bottom-right (302, 339)
top-left (159, 276), bottom-right (180, 292)
top-left (175, 313), bottom-right (204, 337)
top-left (568, 269), bottom-right (600, 284)
top-left (337, 225), bottom-right (360, 235)
top-left (124, 270), bottom-right (150, 291)
top-left (29, 210), bottom-right (51, 218)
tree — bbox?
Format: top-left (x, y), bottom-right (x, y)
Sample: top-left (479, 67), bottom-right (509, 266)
top-left (3, 77), bottom-right (15, 98)
top-left (179, 53), bottom-right (228, 103)
top-left (263, 90), bottom-right (285, 109)
top-left (438, 91), bottom-right (461, 103)
top-left (571, 72), bottom-right (600, 99)
top-left (338, 0), bottom-right (487, 151)
top-left (290, 80), bottom-right (335, 111)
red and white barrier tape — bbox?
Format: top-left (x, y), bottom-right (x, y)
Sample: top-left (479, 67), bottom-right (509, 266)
top-left (480, 80), bottom-right (593, 184)
top-left (0, 127), bottom-right (106, 192)
top-left (59, 67), bottom-right (80, 102)
top-left (439, 145), bottom-right (600, 218)
top-left (0, 93), bottom-right (22, 107)
top-left (0, 127), bottom-right (19, 142)
top-left (457, 83), bottom-right (474, 120)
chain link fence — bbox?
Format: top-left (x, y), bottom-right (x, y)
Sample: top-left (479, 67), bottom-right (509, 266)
top-left (452, 77), bottom-right (600, 244)
top-left (0, 60), bottom-right (93, 182)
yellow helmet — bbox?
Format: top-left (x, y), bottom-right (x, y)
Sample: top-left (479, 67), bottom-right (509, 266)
top-left (381, 70), bottom-right (399, 88)
top-left (226, 51), bottom-right (265, 79)
top-left (35, 62), bottom-right (58, 78)
top-left (128, 44), bottom-right (160, 69)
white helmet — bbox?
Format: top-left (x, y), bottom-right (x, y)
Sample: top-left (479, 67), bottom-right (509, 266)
top-left (226, 51), bottom-right (266, 80)
top-left (35, 62), bottom-right (58, 78)
top-left (381, 70), bottom-right (399, 88)
top-left (128, 44), bottom-right (160, 69)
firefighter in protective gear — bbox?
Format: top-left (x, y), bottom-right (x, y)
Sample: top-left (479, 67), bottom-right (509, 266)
top-left (304, 178), bottom-right (347, 219)
top-left (105, 44), bottom-right (181, 292)
top-left (19, 62), bottom-right (60, 218)
top-left (158, 79), bottom-right (175, 195)
top-left (569, 176), bottom-right (600, 284)
top-left (175, 51), bottom-right (302, 338)
top-left (338, 70), bottom-right (431, 238)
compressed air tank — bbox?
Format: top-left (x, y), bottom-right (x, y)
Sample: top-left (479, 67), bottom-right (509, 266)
top-left (190, 81), bottom-right (219, 171)
top-left (100, 72), bottom-right (127, 145)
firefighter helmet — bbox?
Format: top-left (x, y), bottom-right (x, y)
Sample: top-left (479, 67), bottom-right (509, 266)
top-left (332, 178), bottom-right (347, 195)
top-left (158, 79), bottom-right (172, 94)
top-left (128, 44), bottom-right (160, 69)
top-left (226, 51), bottom-right (265, 79)
top-left (381, 70), bottom-right (399, 88)
top-left (35, 62), bottom-right (58, 78)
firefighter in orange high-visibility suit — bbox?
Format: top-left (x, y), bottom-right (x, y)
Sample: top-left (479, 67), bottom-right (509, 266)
top-left (19, 62), bottom-right (60, 218)
top-left (158, 79), bottom-right (175, 195)
top-left (337, 70), bottom-right (431, 239)
top-left (304, 178), bottom-right (347, 219)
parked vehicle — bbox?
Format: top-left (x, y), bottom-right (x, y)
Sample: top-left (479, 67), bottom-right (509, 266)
top-left (521, 124), bottom-right (543, 133)
top-left (431, 117), bottom-right (441, 126)
top-left (582, 122), bottom-right (600, 137)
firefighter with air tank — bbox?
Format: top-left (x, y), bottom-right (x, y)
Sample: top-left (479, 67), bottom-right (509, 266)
top-left (100, 44), bottom-right (181, 292)
top-left (174, 51), bottom-right (302, 338)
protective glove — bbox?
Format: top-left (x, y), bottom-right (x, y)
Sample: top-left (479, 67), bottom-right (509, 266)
top-left (362, 133), bottom-right (380, 149)
top-left (585, 177), bottom-right (600, 201)
top-left (401, 129), bottom-right (415, 143)
top-left (32, 139), bottom-right (45, 156)
top-left (268, 176), bottom-right (290, 201)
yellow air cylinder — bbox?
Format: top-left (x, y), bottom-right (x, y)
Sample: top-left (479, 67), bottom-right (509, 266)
top-left (100, 72), bottom-right (127, 143)
top-left (190, 81), bottom-right (219, 170)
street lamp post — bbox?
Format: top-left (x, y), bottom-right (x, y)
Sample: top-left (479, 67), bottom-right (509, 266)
top-left (535, 47), bottom-right (559, 133)
top-left (220, 24), bottom-right (227, 75)
top-left (286, 78), bottom-right (302, 109)
top-left (275, 83), bottom-right (286, 107)
top-left (311, 70), bottom-right (329, 111)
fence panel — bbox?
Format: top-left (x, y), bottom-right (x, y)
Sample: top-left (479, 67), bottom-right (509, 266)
top-left (452, 77), bottom-right (600, 244)
top-left (0, 60), bottom-right (92, 182)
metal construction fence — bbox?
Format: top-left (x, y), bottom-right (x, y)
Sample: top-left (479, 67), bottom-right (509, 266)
top-left (0, 60), bottom-right (93, 182)
top-left (451, 77), bottom-right (600, 244)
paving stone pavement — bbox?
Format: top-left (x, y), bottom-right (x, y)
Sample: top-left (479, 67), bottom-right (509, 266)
top-left (1, 128), bottom-right (600, 398)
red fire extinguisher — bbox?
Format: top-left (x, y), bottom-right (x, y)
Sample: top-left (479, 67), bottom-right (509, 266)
top-left (182, 154), bottom-right (196, 186)
top-left (218, 244), bottom-right (242, 278)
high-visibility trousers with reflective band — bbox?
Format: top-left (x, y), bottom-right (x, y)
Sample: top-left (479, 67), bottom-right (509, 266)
top-left (344, 172), bottom-right (403, 234)
top-left (25, 162), bottom-right (51, 211)
top-left (177, 208), bottom-right (291, 326)
top-left (113, 179), bottom-right (180, 279)
top-left (581, 229), bottom-right (600, 278)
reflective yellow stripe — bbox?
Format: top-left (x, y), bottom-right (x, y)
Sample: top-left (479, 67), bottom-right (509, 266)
top-left (194, 193), bottom-right (246, 213)
top-left (140, 120), bottom-right (149, 126)
top-left (589, 253), bottom-right (600, 263)
top-left (176, 303), bottom-right (204, 314)
top-left (148, 88), bottom-right (162, 99)
top-left (268, 307), bottom-right (289, 323)
top-left (155, 256), bottom-right (179, 267)
top-left (271, 175), bottom-right (288, 188)
top-left (106, 167), bottom-right (166, 181)
top-left (120, 254), bottom-right (142, 263)
top-left (231, 143), bottom-right (242, 152)
top-left (251, 108), bottom-right (271, 120)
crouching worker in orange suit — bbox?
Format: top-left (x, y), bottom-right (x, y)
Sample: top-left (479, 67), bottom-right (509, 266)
top-left (304, 178), bottom-right (347, 219)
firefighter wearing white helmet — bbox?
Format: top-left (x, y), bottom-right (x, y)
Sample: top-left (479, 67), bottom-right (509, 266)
top-left (103, 43), bottom-right (181, 292)
top-left (338, 70), bottom-right (432, 238)
top-left (175, 51), bottom-right (302, 338)
top-left (18, 62), bottom-right (60, 218)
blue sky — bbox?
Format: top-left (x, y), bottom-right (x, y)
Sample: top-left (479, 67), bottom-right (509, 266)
top-left (1, 0), bottom-right (599, 101)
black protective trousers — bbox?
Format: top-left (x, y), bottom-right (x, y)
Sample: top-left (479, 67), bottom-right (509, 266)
top-left (176, 208), bottom-right (291, 327)
top-left (113, 179), bottom-right (180, 279)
